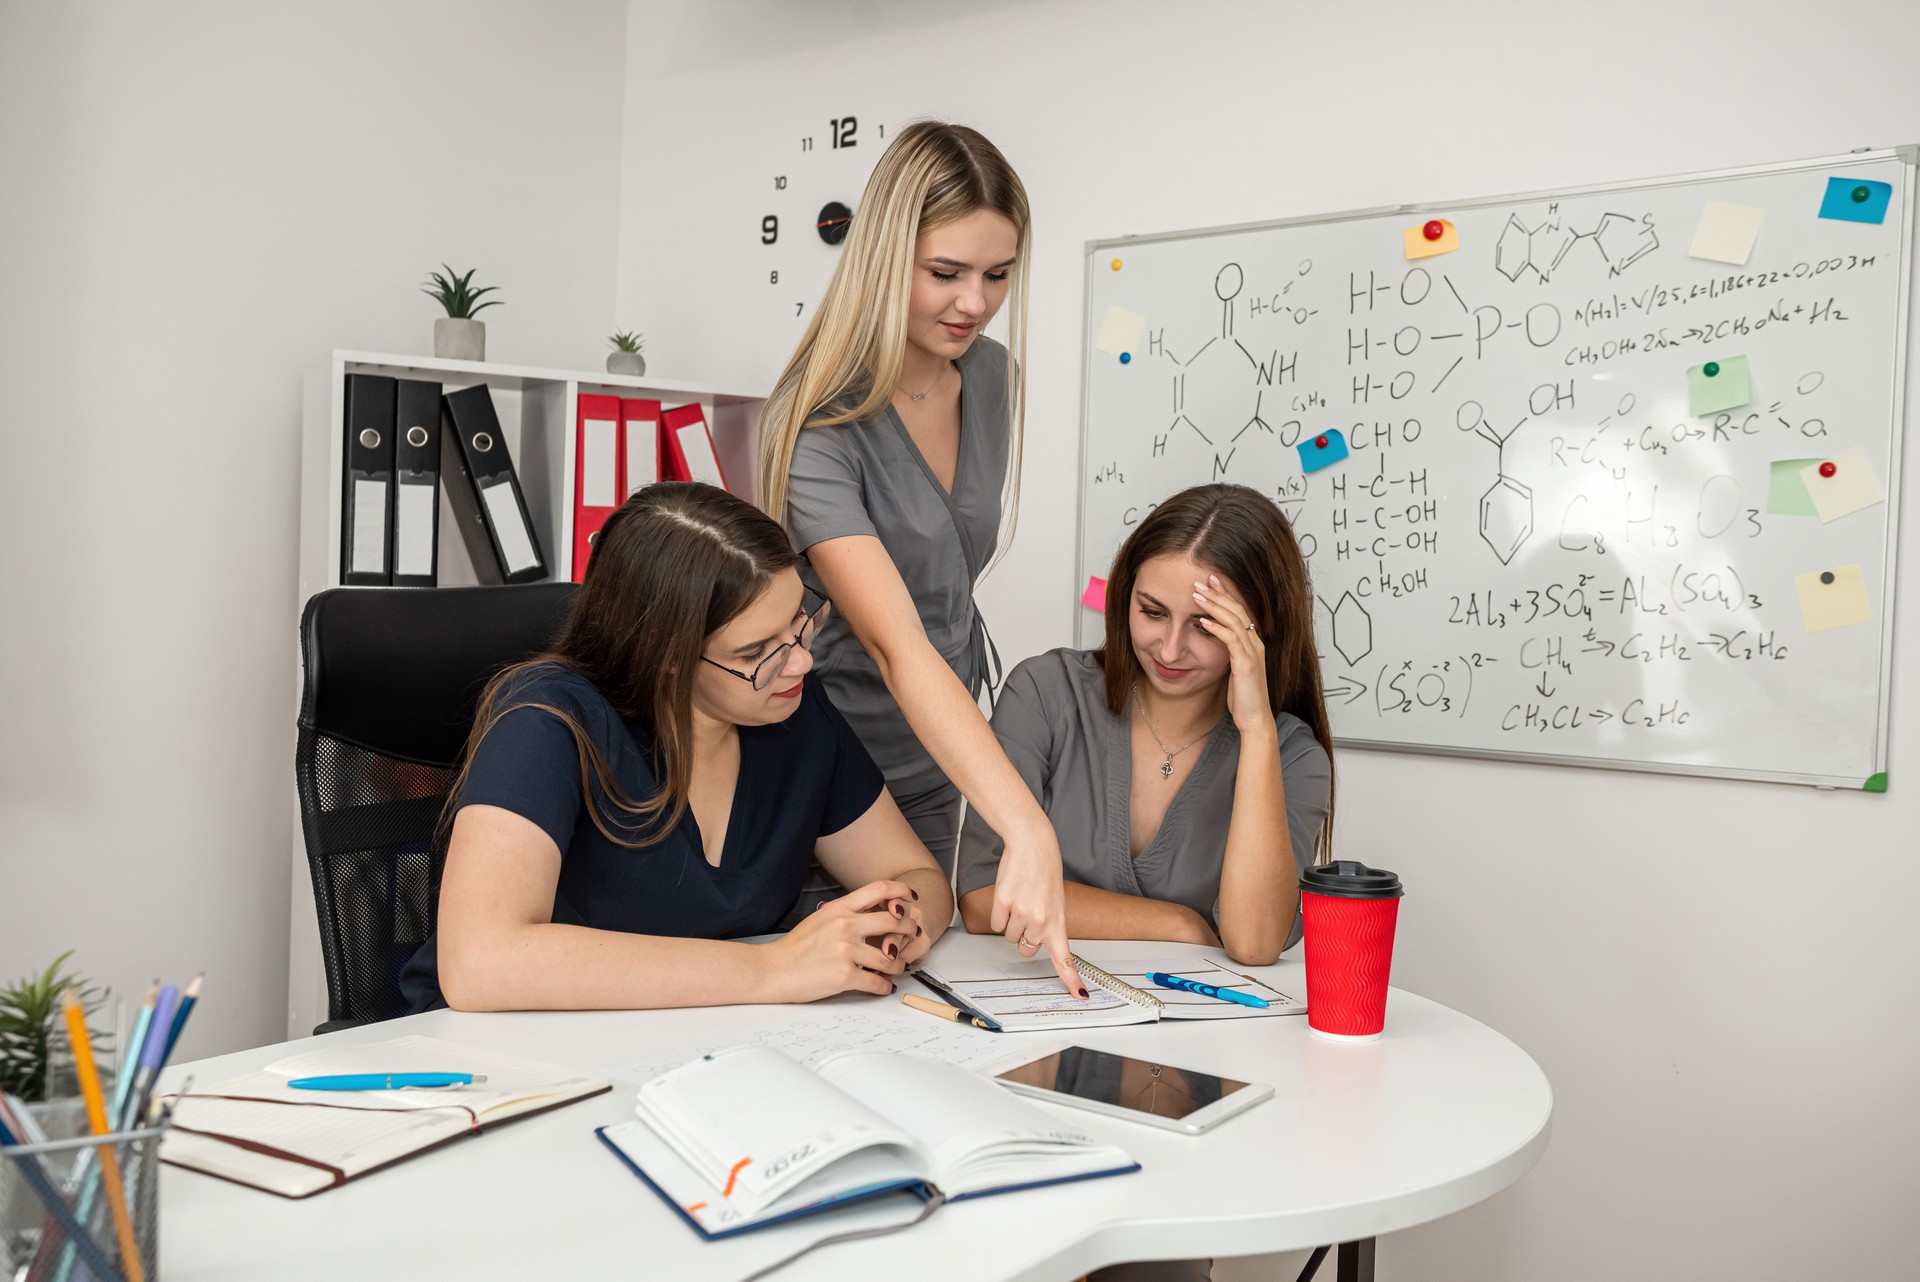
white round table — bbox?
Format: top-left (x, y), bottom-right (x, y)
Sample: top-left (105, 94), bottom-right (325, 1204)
top-left (160, 934), bottom-right (1550, 1281)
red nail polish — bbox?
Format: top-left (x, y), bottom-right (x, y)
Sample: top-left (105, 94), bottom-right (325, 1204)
top-left (916, 925), bottom-right (923, 937)
top-left (1077, 987), bottom-right (1089, 999)
top-left (886, 942), bottom-right (899, 958)
top-left (889, 982), bottom-right (897, 994)
top-left (910, 889), bottom-right (919, 901)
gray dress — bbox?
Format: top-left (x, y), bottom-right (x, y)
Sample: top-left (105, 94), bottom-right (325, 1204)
top-left (956, 648), bottom-right (1331, 950)
top-left (784, 336), bottom-right (1010, 869)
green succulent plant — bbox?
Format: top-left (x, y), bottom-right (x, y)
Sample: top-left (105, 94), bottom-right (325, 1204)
top-left (421, 264), bottom-right (501, 320)
top-left (0, 951), bottom-right (112, 1102)
top-left (609, 331), bottom-right (646, 353)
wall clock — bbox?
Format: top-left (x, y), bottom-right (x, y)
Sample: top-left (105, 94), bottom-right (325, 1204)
top-left (761, 115), bottom-right (885, 327)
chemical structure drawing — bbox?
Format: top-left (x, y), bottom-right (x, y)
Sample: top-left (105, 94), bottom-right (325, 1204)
top-left (1318, 590), bottom-right (1375, 666)
top-left (1456, 399), bottom-right (1535, 565)
top-left (1494, 207), bottom-right (1659, 284)
top-left (1150, 262), bottom-right (1297, 454)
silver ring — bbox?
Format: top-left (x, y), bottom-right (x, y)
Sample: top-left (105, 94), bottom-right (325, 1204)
top-left (1246, 624), bottom-right (1257, 633)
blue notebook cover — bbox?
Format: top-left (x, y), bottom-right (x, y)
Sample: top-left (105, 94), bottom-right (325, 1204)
top-left (595, 1123), bottom-right (1140, 1241)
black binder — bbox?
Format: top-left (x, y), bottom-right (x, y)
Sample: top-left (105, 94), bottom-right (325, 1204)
top-left (390, 378), bottom-right (443, 587)
top-left (341, 374), bottom-right (396, 585)
top-left (440, 384), bottom-right (548, 585)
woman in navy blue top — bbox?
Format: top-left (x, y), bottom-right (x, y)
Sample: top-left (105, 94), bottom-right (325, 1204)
top-left (399, 483), bottom-right (952, 1013)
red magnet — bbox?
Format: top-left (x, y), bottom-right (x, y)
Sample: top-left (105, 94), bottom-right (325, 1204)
top-left (1422, 220), bottom-right (1445, 241)
top-left (1315, 434), bottom-right (1329, 448)
top-left (1819, 461), bottom-right (1837, 478)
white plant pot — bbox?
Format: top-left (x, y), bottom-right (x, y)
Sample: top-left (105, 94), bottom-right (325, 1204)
top-left (606, 351), bottom-right (646, 376)
top-left (435, 318), bottom-right (486, 362)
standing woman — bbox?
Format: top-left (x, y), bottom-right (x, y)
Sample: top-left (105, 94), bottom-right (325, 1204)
top-left (757, 120), bottom-right (1081, 993)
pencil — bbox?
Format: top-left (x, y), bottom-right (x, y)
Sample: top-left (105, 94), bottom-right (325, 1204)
top-left (901, 993), bottom-right (993, 1031)
top-left (62, 989), bottom-right (145, 1282)
top-left (48, 982), bottom-right (159, 1282)
top-left (161, 973), bottom-right (202, 1064)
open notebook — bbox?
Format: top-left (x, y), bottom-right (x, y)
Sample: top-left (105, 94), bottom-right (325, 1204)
top-left (160, 1035), bottom-right (610, 1197)
top-left (913, 955), bottom-right (1303, 1032)
top-left (597, 1044), bottom-right (1137, 1239)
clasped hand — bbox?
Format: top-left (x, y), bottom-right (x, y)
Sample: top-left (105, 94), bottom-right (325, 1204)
top-left (763, 879), bottom-right (931, 1002)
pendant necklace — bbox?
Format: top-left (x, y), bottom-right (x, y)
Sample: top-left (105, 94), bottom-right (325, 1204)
top-left (901, 361), bottom-right (948, 402)
top-left (1134, 685), bottom-right (1208, 779)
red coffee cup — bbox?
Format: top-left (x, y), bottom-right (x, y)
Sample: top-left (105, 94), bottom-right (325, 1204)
top-left (1300, 860), bottom-right (1404, 1041)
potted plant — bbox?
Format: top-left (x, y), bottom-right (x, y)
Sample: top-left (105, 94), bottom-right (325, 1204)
top-left (607, 331), bottom-right (646, 376)
top-left (422, 265), bottom-right (500, 362)
top-left (0, 951), bottom-right (110, 1104)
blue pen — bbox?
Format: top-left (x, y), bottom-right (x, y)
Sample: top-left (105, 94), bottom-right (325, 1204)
top-left (1146, 972), bottom-right (1270, 1009)
top-left (288, 1073), bottom-right (486, 1091)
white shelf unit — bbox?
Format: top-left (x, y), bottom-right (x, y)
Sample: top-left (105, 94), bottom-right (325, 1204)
top-left (289, 350), bottom-right (767, 1036)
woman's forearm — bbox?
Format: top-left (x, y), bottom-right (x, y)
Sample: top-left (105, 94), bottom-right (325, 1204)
top-left (439, 922), bottom-right (774, 1012)
top-left (1214, 729), bottom-right (1297, 965)
top-left (959, 882), bottom-right (1215, 945)
top-left (878, 641), bottom-right (1051, 848)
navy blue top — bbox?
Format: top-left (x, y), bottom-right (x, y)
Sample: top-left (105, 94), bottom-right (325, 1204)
top-left (398, 663), bottom-right (885, 1011)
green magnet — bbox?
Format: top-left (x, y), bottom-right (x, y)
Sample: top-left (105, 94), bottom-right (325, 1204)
top-left (1703, 361), bottom-right (1720, 377)
top-left (1853, 186), bottom-right (1871, 203)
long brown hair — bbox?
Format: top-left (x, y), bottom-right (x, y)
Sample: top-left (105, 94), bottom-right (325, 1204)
top-left (1099, 483), bottom-right (1335, 861)
top-left (443, 482), bottom-right (801, 849)
top-left (756, 119), bottom-right (1030, 538)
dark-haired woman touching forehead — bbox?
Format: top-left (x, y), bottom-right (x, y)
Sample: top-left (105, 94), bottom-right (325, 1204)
top-left (956, 484), bottom-right (1333, 966)
top-left (398, 483), bottom-right (951, 1013)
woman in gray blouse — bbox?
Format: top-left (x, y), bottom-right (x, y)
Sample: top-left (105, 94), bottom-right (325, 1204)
top-left (957, 484), bottom-right (1335, 965)
top-left (756, 121), bottom-right (1082, 993)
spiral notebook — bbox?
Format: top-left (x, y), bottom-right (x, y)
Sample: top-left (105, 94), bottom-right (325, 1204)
top-left (911, 955), bottom-right (1301, 1032)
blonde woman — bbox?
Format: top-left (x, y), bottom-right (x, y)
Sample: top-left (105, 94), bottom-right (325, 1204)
top-left (757, 121), bottom-right (1082, 995)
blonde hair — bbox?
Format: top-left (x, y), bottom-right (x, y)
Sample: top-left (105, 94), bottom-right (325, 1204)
top-left (756, 121), bottom-right (1030, 535)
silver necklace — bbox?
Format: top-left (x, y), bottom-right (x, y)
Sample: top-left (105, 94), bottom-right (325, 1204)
top-left (1134, 686), bottom-right (1208, 778)
top-left (901, 362), bottom-right (948, 402)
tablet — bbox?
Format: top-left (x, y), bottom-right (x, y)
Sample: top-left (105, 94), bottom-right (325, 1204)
top-left (993, 1045), bottom-right (1272, 1135)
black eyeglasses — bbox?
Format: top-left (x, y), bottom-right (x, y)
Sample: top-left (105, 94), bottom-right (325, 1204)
top-left (700, 589), bottom-right (833, 691)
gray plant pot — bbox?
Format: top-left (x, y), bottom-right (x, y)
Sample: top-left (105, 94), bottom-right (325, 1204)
top-left (606, 350), bottom-right (646, 376)
top-left (435, 318), bottom-right (486, 362)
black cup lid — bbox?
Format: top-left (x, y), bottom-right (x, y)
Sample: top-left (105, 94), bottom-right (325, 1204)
top-left (1300, 860), bottom-right (1404, 899)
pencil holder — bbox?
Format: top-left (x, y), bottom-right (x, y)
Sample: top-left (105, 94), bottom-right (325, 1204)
top-left (1, 1113), bottom-right (168, 1282)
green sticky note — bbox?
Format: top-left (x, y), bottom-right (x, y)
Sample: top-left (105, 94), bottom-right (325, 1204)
top-left (1688, 354), bottom-right (1752, 416)
top-left (1767, 458), bottom-right (1823, 515)
top-left (1863, 772), bottom-right (1888, 793)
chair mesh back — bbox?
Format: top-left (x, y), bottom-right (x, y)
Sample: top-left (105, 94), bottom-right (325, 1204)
top-left (295, 730), bottom-right (454, 1025)
top-left (295, 582), bottom-right (578, 1027)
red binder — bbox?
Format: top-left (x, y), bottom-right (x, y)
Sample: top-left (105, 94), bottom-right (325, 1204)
top-left (572, 394), bottom-right (621, 582)
top-left (620, 398), bottom-right (662, 498)
top-left (661, 403), bottom-right (727, 490)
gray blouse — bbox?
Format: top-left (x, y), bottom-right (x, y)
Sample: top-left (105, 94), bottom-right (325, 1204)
top-left (784, 336), bottom-right (1009, 790)
top-left (955, 648), bottom-right (1332, 949)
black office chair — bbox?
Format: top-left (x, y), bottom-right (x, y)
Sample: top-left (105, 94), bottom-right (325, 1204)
top-left (296, 583), bottom-right (578, 1033)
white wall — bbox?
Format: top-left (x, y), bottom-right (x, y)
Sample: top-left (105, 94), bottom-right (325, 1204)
top-left (616, 1), bottom-right (1920, 1278)
top-left (0, 0), bottom-right (628, 1060)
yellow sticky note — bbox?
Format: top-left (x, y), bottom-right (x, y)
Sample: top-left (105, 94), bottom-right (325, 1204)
top-left (1093, 305), bottom-right (1147, 356)
top-left (1688, 202), bottom-right (1766, 265)
top-left (1799, 447), bottom-right (1883, 523)
top-left (1794, 564), bottom-right (1871, 633)
top-left (1404, 219), bottom-right (1459, 259)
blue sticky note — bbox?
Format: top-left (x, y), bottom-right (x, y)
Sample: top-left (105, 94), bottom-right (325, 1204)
top-left (1818, 177), bottom-right (1891, 225)
top-left (1298, 429), bottom-right (1349, 473)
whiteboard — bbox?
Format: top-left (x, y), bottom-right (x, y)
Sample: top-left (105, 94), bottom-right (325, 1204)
top-left (1076, 149), bottom-right (1913, 789)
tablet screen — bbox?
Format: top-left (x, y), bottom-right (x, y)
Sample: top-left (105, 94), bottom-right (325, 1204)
top-left (995, 1046), bottom-right (1253, 1121)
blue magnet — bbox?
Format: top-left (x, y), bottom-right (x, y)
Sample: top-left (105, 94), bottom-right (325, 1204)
top-left (1818, 177), bottom-right (1891, 224)
top-left (1119, 351), bottom-right (1131, 364)
top-left (1298, 429), bottom-right (1349, 474)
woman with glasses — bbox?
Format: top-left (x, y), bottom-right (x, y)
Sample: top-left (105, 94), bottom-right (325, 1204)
top-left (398, 482), bottom-right (951, 1013)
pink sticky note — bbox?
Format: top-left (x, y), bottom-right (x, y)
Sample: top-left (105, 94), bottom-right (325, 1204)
top-left (1080, 575), bottom-right (1107, 611)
